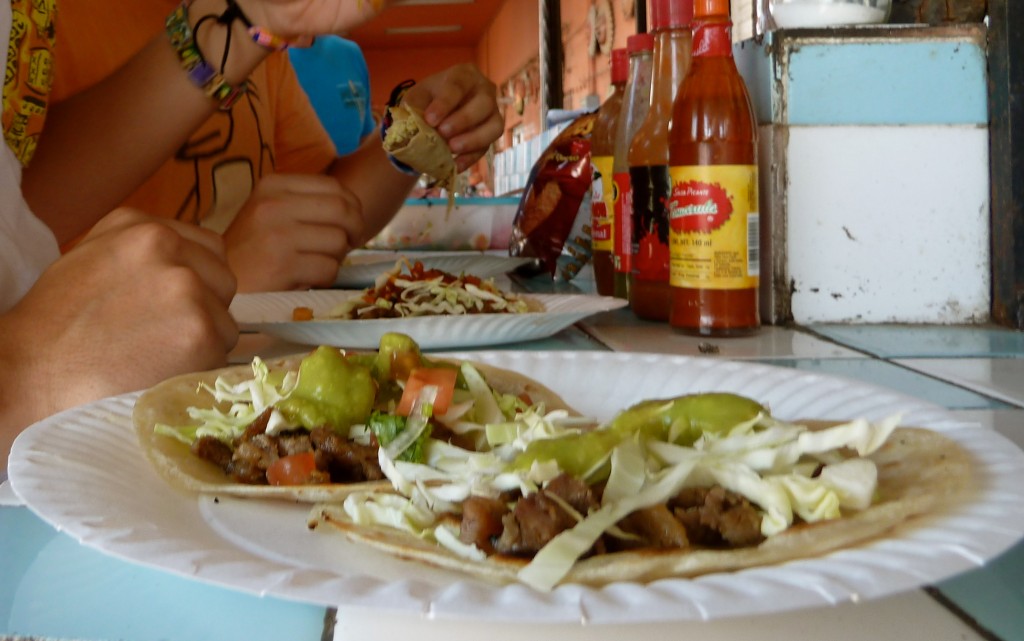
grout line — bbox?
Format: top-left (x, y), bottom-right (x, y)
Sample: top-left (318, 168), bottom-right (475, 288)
top-left (321, 607), bottom-right (337, 641)
top-left (796, 326), bottom-right (1024, 409)
top-left (924, 587), bottom-right (1008, 641)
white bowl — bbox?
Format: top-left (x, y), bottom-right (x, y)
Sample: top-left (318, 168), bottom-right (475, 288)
top-left (769, 0), bottom-right (892, 29)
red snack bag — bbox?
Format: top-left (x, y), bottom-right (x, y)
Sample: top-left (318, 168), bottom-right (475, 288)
top-left (509, 114), bottom-right (596, 280)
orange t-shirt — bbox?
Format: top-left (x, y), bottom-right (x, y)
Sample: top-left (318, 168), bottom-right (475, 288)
top-left (50, 0), bottom-right (336, 232)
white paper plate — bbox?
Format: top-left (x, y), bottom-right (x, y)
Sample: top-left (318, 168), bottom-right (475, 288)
top-left (9, 352), bottom-right (1024, 624)
top-left (335, 254), bottom-right (534, 289)
top-left (230, 291), bottom-right (626, 349)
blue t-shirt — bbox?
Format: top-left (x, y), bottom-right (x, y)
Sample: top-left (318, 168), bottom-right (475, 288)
top-left (288, 37), bottom-right (376, 155)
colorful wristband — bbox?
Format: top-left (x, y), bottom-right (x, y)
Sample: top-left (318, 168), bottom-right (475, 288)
top-left (248, 26), bottom-right (314, 51)
top-left (166, 1), bottom-right (246, 110)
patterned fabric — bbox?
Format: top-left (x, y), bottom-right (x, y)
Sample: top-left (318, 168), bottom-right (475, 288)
top-left (3, 0), bottom-right (57, 166)
top-left (0, 0), bottom-right (60, 311)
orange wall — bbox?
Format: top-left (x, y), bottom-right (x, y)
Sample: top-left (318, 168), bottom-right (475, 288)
top-left (478, 1), bottom-right (539, 85)
top-left (361, 1), bottom-right (644, 151)
top-left (478, 0), bottom-right (641, 146)
top-left (478, 1), bottom-right (541, 150)
top-left (362, 46), bottom-right (478, 118)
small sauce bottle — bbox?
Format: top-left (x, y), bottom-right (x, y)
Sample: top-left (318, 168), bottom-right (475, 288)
top-left (611, 32), bottom-right (655, 300)
top-left (590, 48), bottom-right (629, 297)
top-left (667, 0), bottom-right (760, 336)
top-left (628, 0), bottom-right (693, 321)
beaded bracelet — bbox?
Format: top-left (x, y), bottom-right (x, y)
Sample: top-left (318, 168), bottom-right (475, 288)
top-left (165, 0), bottom-right (246, 110)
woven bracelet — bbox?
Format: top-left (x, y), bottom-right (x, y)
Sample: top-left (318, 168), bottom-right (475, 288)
top-left (165, 0), bottom-right (246, 110)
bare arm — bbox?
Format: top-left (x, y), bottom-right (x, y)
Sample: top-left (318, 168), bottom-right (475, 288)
top-left (22, 0), bottom-right (270, 244)
top-left (0, 209), bottom-right (238, 468)
top-left (22, 0), bottom-right (391, 245)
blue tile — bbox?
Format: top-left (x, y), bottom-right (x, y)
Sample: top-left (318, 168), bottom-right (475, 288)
top-left (782, 37), bottom-right (987, 126)
top-left (806, 324), bottom-right (1024, 359)
top-left (934, 538), bottom-right (1024, 641)
top-left (755, 358), bottom-right (1010, 410)
top-left (1, 507), bottom-right (327, 641)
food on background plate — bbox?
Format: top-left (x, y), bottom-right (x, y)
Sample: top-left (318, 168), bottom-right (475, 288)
top-left (310, 392), bottom-right (972, 591)
top-left (133, 333), bottom-right (580, 502)
top-left (313, 259), bottom-right (537, 320)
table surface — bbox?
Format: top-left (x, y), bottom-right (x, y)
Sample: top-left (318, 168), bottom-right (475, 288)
top-left (3, 267), bottom-right (1023, 641)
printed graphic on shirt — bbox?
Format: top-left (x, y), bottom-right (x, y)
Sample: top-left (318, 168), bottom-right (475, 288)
top-left (173, 79), bottom-right (269, 225)
top-left (3, 0), bottom-right (56, 166)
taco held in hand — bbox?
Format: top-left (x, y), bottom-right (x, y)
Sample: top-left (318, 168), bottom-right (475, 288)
top-left (311, 392), bottom-right (972, 590)
top-left (132, 333), bottom-right (576, 503)
top-left (382, 97), bottom-right (457, 192)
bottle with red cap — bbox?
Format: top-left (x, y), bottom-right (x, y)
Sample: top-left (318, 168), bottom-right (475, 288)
top-left (668, 0), bottom-right (760, 335)
top-left (590, 48), bottom-right (629, 297)
top-left (610, 32), bottom-right (655, 300)
top-left (627, 0), bottom-right (694, 321)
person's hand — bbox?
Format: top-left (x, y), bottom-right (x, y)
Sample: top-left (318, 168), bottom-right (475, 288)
top-left (403, 63), bottom-right (504, 173)
top-left (236, 0), bottom-right (392, 40)
top-left (0, 209), bottom-right (238, 442)
top-left (223, 173), bottom-right (366, 292)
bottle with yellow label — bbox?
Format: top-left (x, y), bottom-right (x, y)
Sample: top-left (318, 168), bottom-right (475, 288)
top-left (590, 48), bottom-right (628, 297)
top-left (667, 0), bottom-right (760, 336)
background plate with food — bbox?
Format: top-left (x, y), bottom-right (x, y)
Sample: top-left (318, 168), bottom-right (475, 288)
top-left (9, 352), bottom-right (1024, 623)
top-left (335, 252), bottom-right (533, 289)
top-left (230, 291), bottom-right (626, 349)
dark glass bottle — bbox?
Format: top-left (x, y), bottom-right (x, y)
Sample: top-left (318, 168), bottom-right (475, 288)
top-left (628, 0), bottom-right (693, 321)
top-left (610, 32), bottom-right (654, 300)
top-left (667, 0), bottom-right (760, 336)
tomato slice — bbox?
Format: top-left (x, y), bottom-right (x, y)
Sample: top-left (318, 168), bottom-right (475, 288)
top-left (266, 451), bottom-right (318, 486)
top-left (396, 367), bottom-right (458, 416)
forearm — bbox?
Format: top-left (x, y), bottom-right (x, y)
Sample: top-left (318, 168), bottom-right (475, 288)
top-left (22, 0), bottom-right (270, 244)
top-left (0, 316), bottom-right (55, 467)
top-left (328, 137), bottom-right (418, 243)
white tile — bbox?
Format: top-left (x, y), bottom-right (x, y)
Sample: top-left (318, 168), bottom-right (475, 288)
top-left (578, 319), bottom-right (866, 359)
top-left (334, 590), bottom-right (985, 641)
top-left (896, 358), bottom-right (1024, 407)
top-left (785, 126), bottom-right (989, 323)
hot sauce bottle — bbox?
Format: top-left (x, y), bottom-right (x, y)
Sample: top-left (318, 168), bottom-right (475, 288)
top-left (590, 48), bottom-right (629, 297)
top-left (628, 0), bottom-right (693, 321)
top-left (667, 0), bottom-right (760, 335)
top-left (611, 32), bottom-right (655, 300)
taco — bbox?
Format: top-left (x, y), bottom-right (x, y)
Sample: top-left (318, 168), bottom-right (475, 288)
top-left (133, 333), bottom-right (580, 503)
top-left (382, 101), bottom-right (457, 191)
top-left (310, 393), bottom-right (973, 590)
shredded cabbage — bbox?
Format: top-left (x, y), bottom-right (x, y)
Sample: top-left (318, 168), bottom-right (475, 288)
top-left (154, 357), bottom-right (298, 444)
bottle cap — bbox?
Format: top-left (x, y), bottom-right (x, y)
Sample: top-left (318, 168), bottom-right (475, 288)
top-left (649, 0), bottom-right (664, 30)
top-left (610, 48), bottom-right (629, 83)
top-left (694, 0), bottom-right (730, 19)
top-left (650, 0), bottom-right (694, 30)
top-left (627, 32), bottom-right (655, 54)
